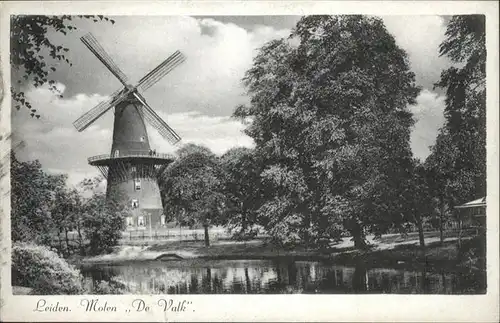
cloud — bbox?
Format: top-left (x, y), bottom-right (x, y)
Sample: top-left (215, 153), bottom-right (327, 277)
top-left (409, 89), bottom-right (446, 161)
top-left (382, 16), bottom-right (452, 89)
top-left (29, 16), bottom-right (291, 118)
top-left (148, 111), bottom-right (254, 155)
top-left (13, 85), bottom-right (254, 187)
top-left (13, 16), bottom-right (287, 187)
top-left (12, 15), bottom-right (452, 185)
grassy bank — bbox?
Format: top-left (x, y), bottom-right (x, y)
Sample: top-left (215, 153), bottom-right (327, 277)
top-left (78, 230), bottom-right (482, 274)
top-left (331, 240), bottom-right (462, 270)
top-left (148, 235), bottom-right (477, 270)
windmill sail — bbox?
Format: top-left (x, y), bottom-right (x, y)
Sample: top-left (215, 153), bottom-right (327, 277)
top-left (81, 33), bottom-right (129, 86)
top-left (133, 92), bottom-right (181, 144)
top-left (75, 32), bottom-right (185, 144)
top-left (73, 89), bottom-right (128, 131)
top-left (137, 50), bottom-right (186, 92)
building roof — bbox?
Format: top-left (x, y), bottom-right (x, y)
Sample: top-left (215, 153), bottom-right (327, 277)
top-left (455, 197), bottom-right (486, 209)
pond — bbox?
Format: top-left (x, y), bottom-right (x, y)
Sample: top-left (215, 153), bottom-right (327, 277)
top-left (80, 259), bottom-right (486, 294)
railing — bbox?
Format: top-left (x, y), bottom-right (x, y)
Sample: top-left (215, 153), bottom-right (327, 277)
top-left (88, 151), bottom-right (175, 163)
top-left (121, 230), bottom-right (225, 243)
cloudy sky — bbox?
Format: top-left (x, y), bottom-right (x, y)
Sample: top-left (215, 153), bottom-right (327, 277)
top-left (12, 15), bottom-right (451, 187)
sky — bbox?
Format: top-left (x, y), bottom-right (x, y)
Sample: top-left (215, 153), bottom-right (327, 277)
top-left (11, 15), bottom-right (451, 188)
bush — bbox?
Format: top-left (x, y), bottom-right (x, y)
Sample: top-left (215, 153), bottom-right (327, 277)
top-left (12, 243), bottom-right (84, 295)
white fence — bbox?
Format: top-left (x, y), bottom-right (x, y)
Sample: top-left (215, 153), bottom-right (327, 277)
top-left (120, 227), bottom-right (230, 242)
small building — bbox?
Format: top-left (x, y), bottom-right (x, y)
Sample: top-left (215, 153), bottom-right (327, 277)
top-left (454, 197), bottom-right (486, 234)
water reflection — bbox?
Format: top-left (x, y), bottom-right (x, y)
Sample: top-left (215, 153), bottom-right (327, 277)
top-left (80, 259), bottom-right (485, 294)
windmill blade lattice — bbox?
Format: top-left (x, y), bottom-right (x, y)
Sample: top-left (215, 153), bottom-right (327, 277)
top-left (75, 32), bottom-right (185, 144)
top-left (73, 88), bottom-right (127, 131)
top-left (133, 92), bottom-right (181, 145)
top-left (81, 33), bottom-right (130, 86)
top-left (137, 50), bottom-right (186, 92)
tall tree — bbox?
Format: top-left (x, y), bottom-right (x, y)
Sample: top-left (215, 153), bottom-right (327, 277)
top-left (220, 147), bottom-right (263, 239)
top-left (426, 15), bottom-right (486, 225)
top-left (10, 151), bottom-right (66, 244)
top-left (401, 160), bottom-right (436, 251)
top-left (79, 186), bottom-right (130, 256)
top-left (158, 144), bottom-right (225, 247)
top-left (235, 15), bottom-right (419, 248)
top-left (10, 15), bottom-right (115, 117)
top-left (51, 187), bottom-right (82, 256)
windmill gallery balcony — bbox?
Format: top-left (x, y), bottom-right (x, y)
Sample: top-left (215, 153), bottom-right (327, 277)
top-left (88, 151), bottom-right (176, 166)
top-left (87, 151), bottom-right (176, 181)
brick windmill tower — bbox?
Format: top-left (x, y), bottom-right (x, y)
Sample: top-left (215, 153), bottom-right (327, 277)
top-left (73, 33), bottom-right (186, 230)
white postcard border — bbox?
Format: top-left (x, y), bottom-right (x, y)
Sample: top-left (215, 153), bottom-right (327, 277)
top-left (1, 1), bottom-right (498, 322)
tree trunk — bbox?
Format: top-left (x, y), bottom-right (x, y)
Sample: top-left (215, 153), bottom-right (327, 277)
top-left (64, 229), bottom-right (70, 256)
top-left (77, 225), bottom-right (84, 255)
top-left (457, 217), bottom-right (463, 260)
top-left (353, 233), bottom-right (367, 249)
top-left (241, 202), bottom-right (247, 235)
top-left (439, 197), bottom-right (445, 245)
top-left (58, 228), bottom-right (63, 253)
top-left (350, 220), bottom-right (367, 249)
top-left (415, 214), bottom-right (426, 255)
top-left (303, 211), bottom-right (311, 249)
top-left (204, 224), bottom-right (210, 247)
top-left (241, 211), bottom-right (248, 240)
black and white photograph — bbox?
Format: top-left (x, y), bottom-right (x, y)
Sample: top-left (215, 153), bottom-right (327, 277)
top-left (0, 1), bottom-right (498, 322)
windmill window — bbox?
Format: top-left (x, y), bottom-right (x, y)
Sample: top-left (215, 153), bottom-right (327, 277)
top-left (160, 214), bottom-right (166, 226)
top-left (140, 136), bottom-right (145, 142)
top-left (134, 179), bottom-right (141, 191)
top-left (114, 150), bottom-right (120, 158)
top-left (131, 199), bottom-right (139, 209)
top-left (126, 217), bottom-right (133, 227)
top-left (138, 216), bottom-right (145, 227)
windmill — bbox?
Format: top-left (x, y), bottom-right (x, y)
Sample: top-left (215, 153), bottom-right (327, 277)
top-left (74, 33), bottom-right (185, 230)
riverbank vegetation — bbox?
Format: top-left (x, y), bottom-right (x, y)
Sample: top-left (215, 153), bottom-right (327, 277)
top-left (10, 15), bottom-right (486, 294)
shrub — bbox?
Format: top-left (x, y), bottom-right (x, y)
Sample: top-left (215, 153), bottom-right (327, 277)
top-left (12, 242), bottom-right (84, 295)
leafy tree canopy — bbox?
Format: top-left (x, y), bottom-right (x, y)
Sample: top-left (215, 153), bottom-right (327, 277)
top-left (219, 147), bottom-right (264, 238)
top-left (159, 144), bottom-right (225, 228)
top-left (11, 151), bottom-right (66, 244)
top-left (426, 15), bottom-right (486, 207)
top-left (11, 15), bottom-right (115, 118)
top-left (235, 15), bottom-right (420, 247)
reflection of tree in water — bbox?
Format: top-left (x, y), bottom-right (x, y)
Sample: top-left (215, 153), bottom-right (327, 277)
top-left (212, 272), bottom-right (225, 293)
top-left (201, 268), bottom-right (212, 293)
top-left (82, 260), bottom-right (484, 294)
top-left (83, 265), bottom-right (117, 283)
top-left (419, 270), bottom-right (428, 293)
top-left (454, 270), bottom-right (486, 294)
top-left (81, 265), bottom-right (128, 293)
top-left (244, 268), bottom-right (251, 293)
top-left (190, 273), bottom-right (199, 293)
top-left (351, 264), bottom-right (368, 293)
